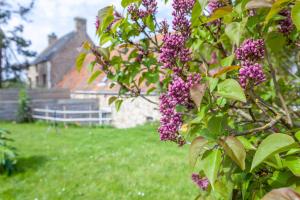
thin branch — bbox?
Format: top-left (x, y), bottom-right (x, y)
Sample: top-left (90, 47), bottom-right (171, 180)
top-left (235, 114), bottom-right (282, 136)
top-left (265, 49), bottom-right (293, 127)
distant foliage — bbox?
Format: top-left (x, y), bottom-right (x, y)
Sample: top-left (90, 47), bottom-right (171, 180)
top-left (0, 129), bottom-right (17, 175)
top-left (17, 89), bottom-right (33, 123)
top-left (80, 0), bottom-right (300, 199)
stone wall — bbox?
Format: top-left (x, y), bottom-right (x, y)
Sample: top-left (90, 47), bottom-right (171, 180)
top-left (71, 92), bottom-right (160, 128)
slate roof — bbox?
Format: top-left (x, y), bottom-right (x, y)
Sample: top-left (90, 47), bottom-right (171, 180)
top-left (32, 31), bottom-right (76, 65)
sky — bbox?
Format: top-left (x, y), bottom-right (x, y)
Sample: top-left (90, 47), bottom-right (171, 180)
top-left (10, 0), bottom-right (172, 55)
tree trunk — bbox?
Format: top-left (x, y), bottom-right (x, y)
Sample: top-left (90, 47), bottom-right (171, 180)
top-left (0, 45), bottom-right (2, 89)
top-left (0, 30), bottom-right (3, 89)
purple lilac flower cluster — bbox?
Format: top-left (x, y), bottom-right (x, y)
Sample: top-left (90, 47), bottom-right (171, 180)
top-left (236, 39), bottom-right (266, 88)
top-left (95, 11), bottom-right (122, 32)
top-left (207, 0), bottom-right (224, 14)
top-left (158, 94), bottom-right (183, 143)
top-left (159, 20), bottom-right (169, 34)
top-left (172, 0), bottom-right (195, 37)
top-left (239, 62), bottom-right (266, 88)
top-left (158, 74), bottom-right (200, 144)
top-left (191, 174), bottom-right (209, 190)
top-left (159, 34), bottom-right (191, 72)
top-left (278, 9), bottom-right (294, 35)
top-left (128, 0), bottom-right (157, 20)
top-left (158, 0), bottom-right (200, 144)
top-left (235, 39), bottom-right (265, 62)
top-left (207, 0), bottom-right (224, 25)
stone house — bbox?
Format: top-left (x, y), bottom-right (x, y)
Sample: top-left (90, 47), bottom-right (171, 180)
top-left (27, 18), bottom-right (160, 128)
top-left (27, 17), bottom-right (91, 88)
top-left (56, 54), bottom-right (160, 128)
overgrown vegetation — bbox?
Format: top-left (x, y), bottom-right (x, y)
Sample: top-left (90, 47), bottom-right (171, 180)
top-left (17, 89), bottom-right (33, 123)
top-left (0, 129), bottom-right (17, 175)
top-left (79, 0), bottom-right (300, 199)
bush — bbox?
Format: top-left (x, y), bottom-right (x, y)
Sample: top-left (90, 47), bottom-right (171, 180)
top-left (80, 0), bottom-right (300, 199)
top-left (17, 89), bottom-right (33, 123)
top-left (0, 129), bottom-right (17, 175)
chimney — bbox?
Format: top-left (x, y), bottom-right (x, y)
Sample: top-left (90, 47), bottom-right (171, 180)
top-left (48, 33), bottom-right (57, 46)
top-left (74, 17), bottom-right (87, 33)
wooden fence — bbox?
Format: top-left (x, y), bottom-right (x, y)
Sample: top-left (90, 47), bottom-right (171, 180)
top-left (32, 107), bottom-right (112, 125)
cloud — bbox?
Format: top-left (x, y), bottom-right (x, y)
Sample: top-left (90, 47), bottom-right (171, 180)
top-left (12, 0), bottom-right (171, 55)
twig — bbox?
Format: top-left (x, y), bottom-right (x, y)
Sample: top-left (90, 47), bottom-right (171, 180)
top-left (265, 49), bottom-right (293, 127)
top-left (235, 114), bottom-right (282, 136)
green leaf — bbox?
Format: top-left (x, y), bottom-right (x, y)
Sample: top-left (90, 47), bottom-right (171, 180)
top-left (207, 77), bottom-right (219, 92)
top-left (202, 149), bottom-right (222, 190)
top-left (292, 1), bottom-right (300, 30)
top-left (251, 133), bottom-right (296, 171)
top-left (265, 0), bottom-right (292, 24)
top-left (190, 83), bottom-right (207, 108)
top-left (208, 116), bottom-right (227, 137)
top-left (121, 0), bottom-right (140, 7)
top-left (225, 22), bottom-right (242, 45)
top-left (283, 156), bottom-right (300, 177)
top-left (98, 6), bottom-right (114, 23)
top-left (295, 131), bottom-right (300, 142)
top-left (205, 6), bottom-right (233, 24)
top-left (99, 48), bottom-right (110, 60)
top-left (88, 70), bottom-right (102, 84)
top-left (76, 52), bottom-right (87, 72)
top-left (189, 137), bottom-right (209, 168)
top-left (108, 96), bottom-right (118, 105)
top-left (217, 79), bottom-right (246, 103)
top-left (115, 99), bottom-right (123, 111)
top-left (266, 32), bottom-right (286, 53)
top-left (237, 136), bottom-right (256, 151)
top-left (191, 1), bottom-right (201, 27)
top-left (221, 55), bottom-right (235, 67)
top-left (245, 0), bottom-right (273, 9)
top-left (145, 15), bottom-right (155, 31)
top-left (220, 136), bottom-right (246, 170)
top-left (198, 0), bottom-right (209, 12)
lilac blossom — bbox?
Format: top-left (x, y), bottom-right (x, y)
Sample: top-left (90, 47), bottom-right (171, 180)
top-left (207, 0), bottom-right (224, 14)
top-left (158, 94), bottom-right (183, 143)
top-left (128, 0), bottom-right (157, 20)
top-left (191, 174), bottom-right (209, 190)
top-left (239, 62), bottom-right (266, 89)
top-left (159, 20), bottom-right (169, 34)
top-left (278, 9), bottom-right (294, 35)
top-left (235, 39), bottom-right (265, 63)
top-left (159, 33), bottom-right (191, 72)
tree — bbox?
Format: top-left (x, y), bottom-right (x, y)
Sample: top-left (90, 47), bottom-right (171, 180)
top-left (79, 0), bottom-right (300, 199)
top-left (0, 0), bottom-right (36, 88)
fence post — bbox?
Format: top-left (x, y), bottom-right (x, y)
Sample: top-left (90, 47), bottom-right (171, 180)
top-left (98, 109), bottom-right (102, 125)
top-left (46, 105), bottom-right (49, 123)
top-left (63, 105), bottom-right (66, 126)
top-left (89, 105), bottom-right (92, 126)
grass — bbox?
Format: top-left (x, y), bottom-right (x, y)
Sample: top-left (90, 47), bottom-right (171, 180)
top-left (0, 122), bottom-right (198, 200)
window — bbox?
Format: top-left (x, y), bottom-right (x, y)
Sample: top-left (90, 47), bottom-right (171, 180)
top-left (36, 76), bottom-right (39, 86)
top-left (146, 116), bottom-right (154, 122)
top-left (42, 74), bottom-right (47, 87)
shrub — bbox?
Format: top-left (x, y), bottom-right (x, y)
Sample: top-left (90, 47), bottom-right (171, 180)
top-left (79, 0), bottom-right (300, 199)
top-left (0, 129), bottom-right (17, 175)
top-left (17, 89), bottom-right (33, 123)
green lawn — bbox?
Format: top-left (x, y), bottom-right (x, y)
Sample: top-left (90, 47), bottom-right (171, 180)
top-left (0, 122), bottom-right (198, 200)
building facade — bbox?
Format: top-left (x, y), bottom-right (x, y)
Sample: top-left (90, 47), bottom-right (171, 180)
top-left (27, 17), bottom-right (91, 88)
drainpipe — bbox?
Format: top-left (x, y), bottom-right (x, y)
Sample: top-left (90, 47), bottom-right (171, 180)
top-left (47, 62), bottom-right (51, 88)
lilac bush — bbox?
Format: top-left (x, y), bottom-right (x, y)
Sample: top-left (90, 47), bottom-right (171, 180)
top-left (79, 0), bottom-right (300, 199)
